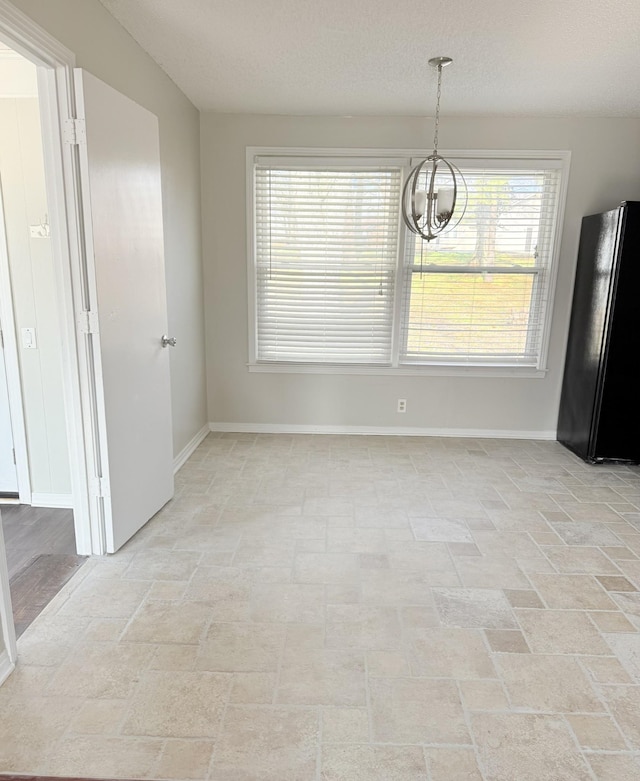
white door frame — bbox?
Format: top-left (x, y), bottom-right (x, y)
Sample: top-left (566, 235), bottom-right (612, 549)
top-left (0, 179), bottom-right (31, 503)
top-left (0, 0), bottom-right (107, 557)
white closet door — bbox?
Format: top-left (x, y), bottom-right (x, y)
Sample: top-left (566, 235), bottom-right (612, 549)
top-left (75, 69), bottom-right (174, 552)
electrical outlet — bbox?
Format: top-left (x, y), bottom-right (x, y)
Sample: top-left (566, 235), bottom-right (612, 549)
top-left (397, 398), bottom-right (407, 413)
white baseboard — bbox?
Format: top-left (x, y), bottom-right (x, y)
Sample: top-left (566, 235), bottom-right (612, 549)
top-left (173, 424), bottom-right (210, 473)
top-left (0, 649), bottom-right (15, 687)
top-left (30, 492), bottom-right (73, 509)
top-left (208, 422), bottom-right (557, 440)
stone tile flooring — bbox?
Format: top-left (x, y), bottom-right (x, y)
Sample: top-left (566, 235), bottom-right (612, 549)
top-left (2, 433), bottom-right (640, 779)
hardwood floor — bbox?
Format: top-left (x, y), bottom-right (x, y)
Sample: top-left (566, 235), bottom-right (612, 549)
top-left (10, 554), bottom-right (87, 637)
top-left (1, 504), bottom-right (76, 578)
top-left (0, 504), bottom-right (87, 637)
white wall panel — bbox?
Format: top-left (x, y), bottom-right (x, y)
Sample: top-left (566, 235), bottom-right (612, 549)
top-left (0, 94), bottom-right (70, 495)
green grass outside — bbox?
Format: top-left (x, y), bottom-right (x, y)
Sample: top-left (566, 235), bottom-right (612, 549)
top-left (407, 270), bottom-right (535, 356)
top-left (411, 250), bottom-right (537, 268)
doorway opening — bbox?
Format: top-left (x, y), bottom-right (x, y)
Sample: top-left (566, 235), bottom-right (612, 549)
top-left (0, 0), bottom-right (177, 682)
top-left (0, 1), bottom-right (97, 676)
top-left (0, 40), bottom-right (86, 638)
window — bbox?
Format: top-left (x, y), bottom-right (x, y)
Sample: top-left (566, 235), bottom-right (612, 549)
top-left (401, 165), bottom-right (563, 366)
top-left (249, 150), bottom-right (568, 374)
top-left (253, 159), bottom-right (402, 364)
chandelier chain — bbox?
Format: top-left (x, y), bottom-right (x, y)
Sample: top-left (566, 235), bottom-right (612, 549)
top-left (433, 64), bottom-right (443, 155)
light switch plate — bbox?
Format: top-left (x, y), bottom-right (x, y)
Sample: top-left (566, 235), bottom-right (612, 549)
top-left (21, 327), bottom-right (37, 349)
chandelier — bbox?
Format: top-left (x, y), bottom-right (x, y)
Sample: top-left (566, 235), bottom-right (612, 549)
top-left (402, 56), bottom-right (467, 242)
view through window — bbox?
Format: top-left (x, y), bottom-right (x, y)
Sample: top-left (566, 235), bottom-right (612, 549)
top-left (402, 168), bottom-right (561, 364)
top-left (251, 153), bottom-right (565, 371)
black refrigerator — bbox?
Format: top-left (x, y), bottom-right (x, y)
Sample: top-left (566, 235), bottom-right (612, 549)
top-left (557, 201), bottom-right (640, 463)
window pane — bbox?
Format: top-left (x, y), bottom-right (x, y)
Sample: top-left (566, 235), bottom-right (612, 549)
top-left (401, 167), bottom-right (560, 365)
top-left (405, 271), bottom-right (537, 359)
top-left (410, 172), bottom-right (547, 268)
top-left (255, 166), bottom-right (401, 363)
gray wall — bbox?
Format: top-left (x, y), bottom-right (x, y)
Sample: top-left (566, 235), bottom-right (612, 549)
top-left (12, 0), bottom-right (208, 456)
top-left (201, 114), bottom-right (640, 436)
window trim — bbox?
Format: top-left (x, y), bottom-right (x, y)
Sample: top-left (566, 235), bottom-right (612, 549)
top-left (246, 146), bottom-right (571, 377)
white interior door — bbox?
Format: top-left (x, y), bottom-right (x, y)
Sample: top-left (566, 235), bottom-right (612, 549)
top-left (0, 335), bottom-right (17, 494)
top-left (74, 69), bottom-right (174, 553)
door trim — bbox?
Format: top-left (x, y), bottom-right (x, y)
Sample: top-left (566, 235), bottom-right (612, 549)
top-left (0, 181), bottom-right (31, 503)
top-left (0, 0), bottom-right (106, 556)
top-left (0, 515), bottom-right (16, 670)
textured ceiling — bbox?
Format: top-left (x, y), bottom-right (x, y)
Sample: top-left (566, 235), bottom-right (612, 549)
top-left (99, 0), bottom-right (640, 116)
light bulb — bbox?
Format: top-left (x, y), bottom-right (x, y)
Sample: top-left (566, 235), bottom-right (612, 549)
top-left (436, 187), bottom-right (454, 219)
top-left (414, 190), bottom-right (427, 219)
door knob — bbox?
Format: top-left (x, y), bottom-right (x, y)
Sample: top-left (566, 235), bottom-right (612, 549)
top-left (161, 335), bottom-right (177, 348)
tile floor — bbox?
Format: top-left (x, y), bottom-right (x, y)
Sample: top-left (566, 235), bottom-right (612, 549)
top-left (2, 433), bottom-right (640, 779)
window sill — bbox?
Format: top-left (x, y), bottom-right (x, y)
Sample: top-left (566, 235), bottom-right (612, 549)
top-left (247, 362), bottom-right (548, 378)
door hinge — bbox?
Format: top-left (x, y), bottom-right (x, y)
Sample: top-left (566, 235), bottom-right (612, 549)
top-left (12, 448), bottom-right (16, 465)
top-left (77, 310), bottom-right (99, 334)
top-left (91, 476), bottom-right (109, 499)
top-left (0, 328), bottom-right (3, 348)
top-left (63, 118), bottom-right (86, 145)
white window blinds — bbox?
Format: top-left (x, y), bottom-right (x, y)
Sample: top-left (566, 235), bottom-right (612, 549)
top-left (400, 167), bottom-right (562, 366)
top-left (254, 161), bottom-right (402, 363)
